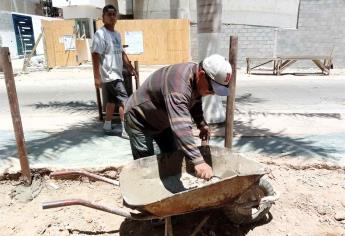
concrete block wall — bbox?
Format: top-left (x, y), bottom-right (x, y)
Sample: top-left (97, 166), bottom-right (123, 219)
top-left (191, 0), bottom-right (345, 68)
top-left (221, 24), bottom-right (275, 66)
top-left (190, 24), bottom-right (275, 67)
top-left (277, 0), bottom-right (345, 68)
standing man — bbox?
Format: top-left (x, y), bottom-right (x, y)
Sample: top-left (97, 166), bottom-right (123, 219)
top-left (92, 4), bottom-right (136, 138)
top-left (124, 54), bottom-right (232, 180)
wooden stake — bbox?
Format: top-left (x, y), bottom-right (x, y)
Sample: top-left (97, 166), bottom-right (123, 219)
top-left (134, 60), bottom-right (140, 89)
top-left (22, 32), bottom-right (43, 73)
top-left (225, 36), bottom-right (238, 149)
top-left (96, 87), bottom-right (103, 121)
top-left (0, 47), bottom-right (31, 185)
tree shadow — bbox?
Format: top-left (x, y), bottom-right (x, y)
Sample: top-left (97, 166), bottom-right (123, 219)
top-left (234, 93), bottom-right (267, 106)
top-left (27, 100), bottom-right (98, 113)
top-left (228, 119), bottom-right (340, 162)
top-left (233, 93), bottom-right (341, 119)
top-left (236, 111), bottom-right (341, 119)
top-left (0, 101), bottom-right (124, 165)
top-left (0, 120), bottom-right (118, 163)
top-left (1, 96), bottom-right (342, 167)
top-left (217, 93), bottom-right (341, 161)
top-left (234, 122), bottom-right (339, 160)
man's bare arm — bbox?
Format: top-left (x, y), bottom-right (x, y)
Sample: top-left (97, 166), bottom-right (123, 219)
top-left (92, 52), bottom-right (102, 88)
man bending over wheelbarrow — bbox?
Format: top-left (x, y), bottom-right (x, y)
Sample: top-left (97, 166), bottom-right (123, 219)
top-left (124, 54), bottom-right (232, 180)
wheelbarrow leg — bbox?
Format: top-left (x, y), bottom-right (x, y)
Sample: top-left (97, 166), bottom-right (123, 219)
top-left (164, 217), bottom-right (173, 236)
top-left (191, 215), bottom-right (210, 236)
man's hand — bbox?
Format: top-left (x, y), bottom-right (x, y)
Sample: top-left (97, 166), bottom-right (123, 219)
top-left (194, 162), bottom-right (213, 180)
top-left (131, 68), bottom-right (138, 80)
top-left (94, 76), bottom-right (102, 88)
top-left (199, 125), bottom-right (210, 141)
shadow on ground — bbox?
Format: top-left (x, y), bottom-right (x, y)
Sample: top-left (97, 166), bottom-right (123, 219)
top-left (233, 93), bottom-right (341, 119)
top-left (118, 209), bottom-right (272, 236)
top-left (208, 119), bottom-right (340, 162)
top-left (0, 98), bottom-right (341, 165)
top-left (0, 121), bottom-right (123, 165)
top-left (64, 209), bottom-right (273, 235)
top-left (1, 101), bottom-right (125, 165)
top-left (221, 93), bottom-right (340, 161)
top-left (28, 100), bottom-right (98, 113)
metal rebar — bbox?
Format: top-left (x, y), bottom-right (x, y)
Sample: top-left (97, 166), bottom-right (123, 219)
top-left (134, 60), bottom-right (139, 89)
top-left (50, 170), bottom-right (119, 186)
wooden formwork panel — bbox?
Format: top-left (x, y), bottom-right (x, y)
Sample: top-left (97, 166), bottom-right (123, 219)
top-left (76, 39), bottom-right (90, 63)
top-left (42, 20), bottom-right (79, 68)
top-left (96, 19), bottom-right (190, 65)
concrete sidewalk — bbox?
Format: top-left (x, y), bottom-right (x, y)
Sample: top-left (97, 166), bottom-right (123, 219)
top-left (1, 65), bottom-right (345, 175)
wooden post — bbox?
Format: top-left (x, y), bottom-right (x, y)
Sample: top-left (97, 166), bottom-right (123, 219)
top-left (22, 32), bottom-right (43, 73)
top-left (0, 47), bottom-right (31, 184)
top-left (96, 87), bottom-right (103, 121)
top-left (224, 36), bottom-right (238, 149)
top-left (134, 61), bottom-right (140, 89)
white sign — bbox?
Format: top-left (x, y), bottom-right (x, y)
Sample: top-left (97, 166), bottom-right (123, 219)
top-left (124, 31), bottom-right (144, 55)
top-left (63, 35), bottom-right (76, 51)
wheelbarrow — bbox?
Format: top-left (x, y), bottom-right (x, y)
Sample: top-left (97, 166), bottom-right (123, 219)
top-left (42, 145), bottom-right (279, 235)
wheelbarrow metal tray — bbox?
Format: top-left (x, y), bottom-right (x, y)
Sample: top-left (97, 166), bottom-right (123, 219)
top-left (120, 146), bottom-right (269, 217)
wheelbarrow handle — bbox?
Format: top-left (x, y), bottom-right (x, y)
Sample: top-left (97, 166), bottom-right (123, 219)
top-left (50, 170), bottom-right (119, 186)
top-left (42, 199), bottom-right (157, 220)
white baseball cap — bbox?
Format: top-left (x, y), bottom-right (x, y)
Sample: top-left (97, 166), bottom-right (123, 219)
top-left (202, 54), bottom-right (232, 96)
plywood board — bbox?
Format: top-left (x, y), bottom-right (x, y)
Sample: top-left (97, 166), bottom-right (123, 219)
top-left (96, 19), bottom-right (190, 65)
top-left (76, 39), bottom-right (90, 63)
top-left (42, 20), bottom-right (79, 68)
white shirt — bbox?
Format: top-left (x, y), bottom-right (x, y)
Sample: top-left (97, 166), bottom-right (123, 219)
top-left (91, 26), bottom-right (123, 83)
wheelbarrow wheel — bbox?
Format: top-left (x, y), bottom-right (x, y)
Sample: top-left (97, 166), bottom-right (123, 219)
top-left (222, 178), bottom-right (275, 225)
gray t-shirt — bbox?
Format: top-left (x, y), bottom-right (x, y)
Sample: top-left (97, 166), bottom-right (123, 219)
top-left (91, 26), bottom-right (123, 83)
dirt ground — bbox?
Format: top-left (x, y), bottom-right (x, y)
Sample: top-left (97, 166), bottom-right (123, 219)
top-left (1, 156), bottom-right (345, 236)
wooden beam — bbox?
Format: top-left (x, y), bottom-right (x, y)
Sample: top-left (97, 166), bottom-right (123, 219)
top-left (250, 59), bottom-right (274, 71)
top-left (0, 47), bottom-right (31, 185)
top-left (246, 58), bottom-right (250, 74)
top-left (22, 32), bottom-right (43, 73)
top-left (277, 59), bottom-right (297, 75)
top-left (312, 59), bottom-right (329, 75)
top-left (96, 88), bottom-right (103, 121)
top-left (134, 61), bottom-right (140, 89)
top-left (225, 36), bottom-right (238, 149)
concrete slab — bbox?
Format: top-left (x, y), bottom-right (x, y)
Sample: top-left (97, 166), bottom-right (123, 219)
top-left (1, 65), bottom-right (344, 176)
